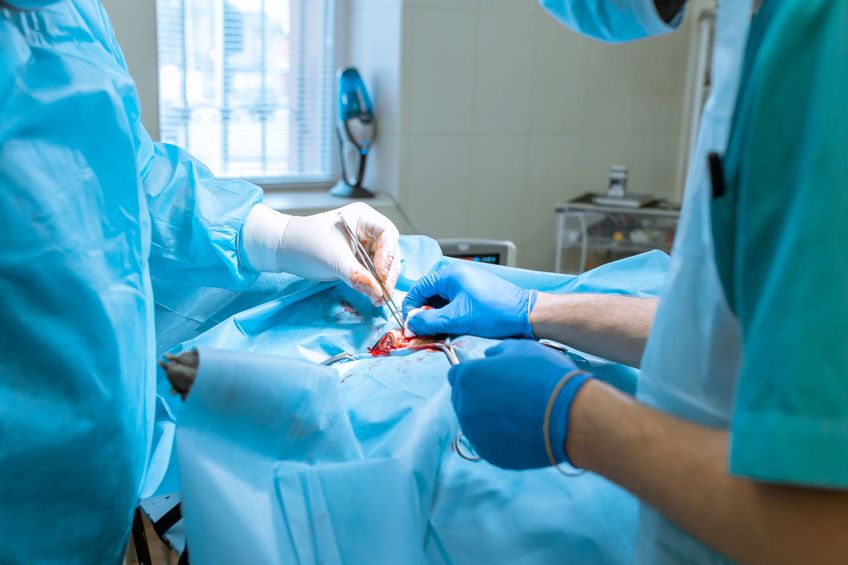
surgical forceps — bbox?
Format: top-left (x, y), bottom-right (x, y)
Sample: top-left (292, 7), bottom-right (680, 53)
top-left (337, 214), bottom-right (405, 329)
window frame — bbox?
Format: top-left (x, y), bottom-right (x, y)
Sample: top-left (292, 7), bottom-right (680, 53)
top-left (256, 0), bottom-right (347, 193)
top-left (154, 0), bottom-right (347, 193)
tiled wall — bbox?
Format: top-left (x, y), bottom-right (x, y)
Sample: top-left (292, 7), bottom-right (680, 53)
top-left (352, 0), bottom-right (698, 271)
top-left (112, 0), bottom-right (700, 272)
top-left (102, 0), bottom-right (160, 140)
top-left (345, 0), bottom-right (405, 203)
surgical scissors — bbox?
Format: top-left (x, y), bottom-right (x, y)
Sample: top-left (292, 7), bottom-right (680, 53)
top-left (451, 339), bottom-right (572, 463)
top-left (337, 213), bottom-right (405, 329)
top-left (431, 337), bottom-right (460, 367)
top-left (320, 338), bottom-right (480, 461)
top-left (432, 338), bottom-right (482, 462)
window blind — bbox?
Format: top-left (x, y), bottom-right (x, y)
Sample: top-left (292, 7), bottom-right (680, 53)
top-left (156, 0), bottom-right (336, 182)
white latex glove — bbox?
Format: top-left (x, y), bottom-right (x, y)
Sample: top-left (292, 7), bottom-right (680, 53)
top-left (240, 202), bottom-right (401, 305)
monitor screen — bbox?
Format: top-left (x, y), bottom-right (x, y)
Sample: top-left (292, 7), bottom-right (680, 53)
top-left (453, 254), bottom-right (500, 265)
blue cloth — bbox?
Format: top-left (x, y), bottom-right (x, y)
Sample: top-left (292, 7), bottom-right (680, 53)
top-left (719, 0), bottom-right (848, 487)
top-left (0, 1), bottom-right (261, 562)
top-left (448, 340), bottom-right (592, 470)
top-left (167, 237), bottom-right (670, 563)
top-left (403, 262), bottom-right (537, 339)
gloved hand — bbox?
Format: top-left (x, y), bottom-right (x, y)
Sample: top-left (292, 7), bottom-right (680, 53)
top-left (402, 262), bottom-right (537, 338)
top-left (240, 202), bottom-right (401, 305)
top-left (448, 340), bottom-right (592, 470)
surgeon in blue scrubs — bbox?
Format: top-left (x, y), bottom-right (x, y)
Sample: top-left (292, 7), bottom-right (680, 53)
top-left (0, 1), bottom-right (400, 562)
top-left (405, 0), bottom-right (848, 562)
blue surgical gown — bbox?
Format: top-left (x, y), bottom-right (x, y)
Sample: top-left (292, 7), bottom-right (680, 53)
top-left (0, 1), bottom-right (262, 562)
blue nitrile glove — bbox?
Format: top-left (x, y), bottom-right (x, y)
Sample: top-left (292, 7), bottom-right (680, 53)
top-left (403, 262), bottom-right (537, 338)
top-left (448, 340), bottom-right (593, 470)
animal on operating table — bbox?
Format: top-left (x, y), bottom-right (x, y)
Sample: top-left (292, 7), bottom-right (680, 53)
top-left (161, 308), bottom-right (439, 397)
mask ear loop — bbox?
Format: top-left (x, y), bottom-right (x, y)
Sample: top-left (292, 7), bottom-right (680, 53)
top-left (543, 369), bottom-right (591, 477)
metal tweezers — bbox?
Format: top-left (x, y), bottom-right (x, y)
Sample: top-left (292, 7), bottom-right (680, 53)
top-left (337, 214), bottom-right (405, 328)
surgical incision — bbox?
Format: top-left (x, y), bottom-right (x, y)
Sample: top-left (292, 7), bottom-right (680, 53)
top-left (369, 330), bottom-right (440, 356)
top-left (369, 306), bottom-right (438, 356)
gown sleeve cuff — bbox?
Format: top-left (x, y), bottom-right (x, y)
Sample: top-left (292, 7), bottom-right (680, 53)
top-left (238, 203), bottom-right (292, 273)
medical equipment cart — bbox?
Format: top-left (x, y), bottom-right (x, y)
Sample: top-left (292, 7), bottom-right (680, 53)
top-left (555, 194), bottom-right (680, 274)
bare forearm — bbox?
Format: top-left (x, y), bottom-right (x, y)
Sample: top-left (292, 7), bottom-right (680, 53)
top-left (567, 381), bottom-right (848, 564)
top-left (530, 293), bottom-right (657, 367)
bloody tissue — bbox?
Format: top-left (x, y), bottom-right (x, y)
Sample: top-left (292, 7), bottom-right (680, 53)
top-left (370, 306), bottom-right (438, 356)
top-left (369, 330), bottom-right (441, 356)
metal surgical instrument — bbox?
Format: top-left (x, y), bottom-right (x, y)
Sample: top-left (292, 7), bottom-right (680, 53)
top-left (337, 213), bottom-right (405, 329)
top-left (452, 339), bottom-right (572, 463)
top-left (321, 352), bottom-right (358, 366)
top-left (432, 337), bottom-right (460, 367)
top-left (438, 338), bottom-right (482, 462)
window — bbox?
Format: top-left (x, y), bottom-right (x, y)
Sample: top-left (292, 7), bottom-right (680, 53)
top-left (156, 0), bottom-right (337, 183)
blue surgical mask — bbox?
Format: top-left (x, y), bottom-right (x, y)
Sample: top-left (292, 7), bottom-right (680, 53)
top-left (539, 0), bottom-right (682, 43)
top-left (3, 0), bottom-right (63, 8)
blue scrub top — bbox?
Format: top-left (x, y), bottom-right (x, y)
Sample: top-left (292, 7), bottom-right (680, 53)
top-left (717, 0), bottom-right (848, 487)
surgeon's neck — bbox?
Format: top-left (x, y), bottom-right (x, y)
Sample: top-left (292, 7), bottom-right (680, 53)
top-left (654, 0), bottom-right (687, 22)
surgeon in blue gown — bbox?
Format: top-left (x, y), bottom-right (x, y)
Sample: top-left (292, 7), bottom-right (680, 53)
top-left (406, 0), bottom-right (848, 563)
top-left (0, 1), bottom-right (400, 562)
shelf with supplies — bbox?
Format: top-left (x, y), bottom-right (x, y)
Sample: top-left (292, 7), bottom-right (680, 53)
top-left (555, 193), bottom-right (681, 274)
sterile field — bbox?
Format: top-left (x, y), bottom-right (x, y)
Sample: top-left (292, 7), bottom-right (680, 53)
top-left (146, 237), bottom-right (669, 563)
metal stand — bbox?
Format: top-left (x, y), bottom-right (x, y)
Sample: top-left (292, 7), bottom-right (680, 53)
top-left (330, 180), bottom-right (375, 199)
top-left (555, 193), bottom-right (680, 274)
